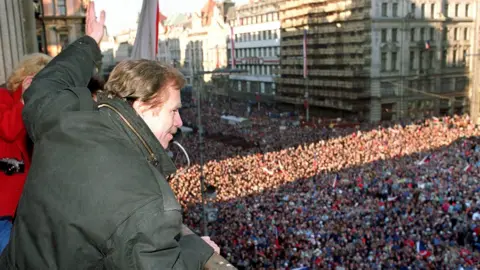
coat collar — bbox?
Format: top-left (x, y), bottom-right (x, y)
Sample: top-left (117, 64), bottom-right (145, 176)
top-left (96, 92), bottom-right (177, 177)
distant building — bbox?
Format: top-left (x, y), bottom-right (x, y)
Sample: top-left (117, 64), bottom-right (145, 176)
top-left (41, 0), bottom-right (87, 56)
top-left (158, 13), bottom-right (191, 82)
top-left (226, 0), bottom-right (282, 101)
top-left (187, 0), bottom-right (233, 86)
top-left (0, 1), bottom-right (38, 87)
top-left (276, 0), bottom-right (474, 122)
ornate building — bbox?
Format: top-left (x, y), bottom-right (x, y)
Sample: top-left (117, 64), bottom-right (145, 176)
top-left (41, 0), bottom-right (87, 56)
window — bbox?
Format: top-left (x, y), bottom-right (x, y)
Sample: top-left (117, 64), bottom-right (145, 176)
top-left (421, 4), bottom-right (425, 18)
top-left (57, 0), bottom-right (66, 15)
top-left (392, 28), bottom-right (397, 42)
top-left (442, 50), bottom-right (447, 68)
top-left (391, 52), bottom-right (397, 71)
top-left (381, 29), bottom-right (387, 42)
top-left (464, 28), bottom-right (469, 40)
top-left (454, 28), bottom-right (458, 40)
top-left (463, 49), bottom-right (468, 64)
top-left (392, 3), bottom-right (398, 17)
top-left (37, 34), bottom-right (45, 53)
top-left (428, 51), bottom-right (435, 68)
top-left (59, 33), bottom-right (69, 50)
top-left (466, 4), bottom-right (470, 17)
top-left (455, 4), bottom-right (459, 17)
top-left (410, 51), bottom-right (415, 70)
top-left (444, 4), bottom-right (448, 17)
top-left (381, 3), bottom-right (388, 17)
top-left (420, 28), bottom-right (425, 40)
top-left (431, 4), bottom-right (435, 19)
top-left (381, 83), bottom-right (395, 97)
top-left (381, 52), bottom-right (387, 71)
top-left (430, 27), bottom-right (435, 40)
top-left (419, 51), bottom-right (424, 70)
top-left (424, 79), bottom-right (432, 92)
top-left (440, 78), bottom-right (451, 92)
top-left (411, 3), bottom-right (416, 15)
top-left (453, 50), bottom-right (457, 65)
top-left (455, 77), bottom-right (467, 91)
top-left (410, 28), bottom-right (415, 41)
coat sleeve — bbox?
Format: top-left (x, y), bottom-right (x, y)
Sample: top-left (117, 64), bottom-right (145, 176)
top-left (106, 199), bottom-right (214, 270)
top-left (0, 96), bottom-right (24, 142)
top-left (22, 36), bottom-right (101, 141)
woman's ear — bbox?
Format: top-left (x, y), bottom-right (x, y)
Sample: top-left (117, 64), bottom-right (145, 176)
top-left (21, 75), bottom-right (34, 93)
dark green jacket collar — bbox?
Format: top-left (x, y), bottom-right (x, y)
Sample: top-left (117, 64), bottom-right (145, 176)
top-left (96, 93), bottom-right (177, 177)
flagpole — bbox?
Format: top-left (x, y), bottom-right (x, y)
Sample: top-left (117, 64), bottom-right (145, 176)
top-left (303, 28), bottom-right (310, 122)
top-left (306, 79), bottom-right (309, 122)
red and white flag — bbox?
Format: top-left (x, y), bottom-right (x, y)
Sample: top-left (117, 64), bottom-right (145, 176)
top-left (131, 0), bottom-right (160, 60)
top-left (464, 164), bottom-right (473, 172)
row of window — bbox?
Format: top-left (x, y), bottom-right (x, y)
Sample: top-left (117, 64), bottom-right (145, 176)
top-left (380, 27), bottom-right (469, 43)
top-left (47, 0), bottom-right (66, 16)
top-left (230, 30), bottom-right (280, 43)
top-left (230, 47), bottom-right (280, 58)
top-left (237, 65), bottom-right (279, 76)
top-left (228, 12), bottom-right (279, 27)
top-left (380, 49), bottom-right (468, 72)
top-left (236, 81), bottom-right (276, 94)
top-left (381, 76), bottom-right (466, 97)
top-left (380, 2), bottom-right (470, 18)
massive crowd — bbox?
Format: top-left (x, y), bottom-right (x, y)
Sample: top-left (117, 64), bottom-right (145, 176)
top-left (170, 101), bottom-right (480, 269)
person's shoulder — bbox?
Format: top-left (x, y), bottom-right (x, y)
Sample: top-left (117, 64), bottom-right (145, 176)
top-left (0, 88), bottom-right (11, 97)
top-left (57, 109), bottom-right (121, 140)
top-left (0, 88), bottom-right (14, 105)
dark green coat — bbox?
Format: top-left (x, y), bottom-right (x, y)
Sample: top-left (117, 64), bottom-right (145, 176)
top-left (0, 36), bottom-right (213, 269)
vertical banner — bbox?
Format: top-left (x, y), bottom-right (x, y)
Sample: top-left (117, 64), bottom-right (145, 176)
top-left (131, 0), bottom-right (159, 60)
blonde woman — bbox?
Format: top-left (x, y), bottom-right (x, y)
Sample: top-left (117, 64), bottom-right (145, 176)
top-left (0, 53), bottom-right (51, 252)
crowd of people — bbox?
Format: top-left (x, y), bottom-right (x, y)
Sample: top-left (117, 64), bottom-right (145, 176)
top-left (171, 100), bottom-right (480, 269)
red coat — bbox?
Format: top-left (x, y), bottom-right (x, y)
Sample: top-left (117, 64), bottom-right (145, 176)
top-left (0, 87), bottom-right (30, 217)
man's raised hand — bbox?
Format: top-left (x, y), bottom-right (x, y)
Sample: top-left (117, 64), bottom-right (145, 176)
top-left (85, 1), bottom-right (105, 44)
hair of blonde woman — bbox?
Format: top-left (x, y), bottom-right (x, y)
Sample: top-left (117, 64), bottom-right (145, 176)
top-left (104, 59), bottom-right (185, 109)
top-left (6, 53), bottom-right (52, 92)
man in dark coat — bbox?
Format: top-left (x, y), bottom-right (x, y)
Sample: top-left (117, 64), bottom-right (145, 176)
top-left (0, 2), bottom-right (216, 269)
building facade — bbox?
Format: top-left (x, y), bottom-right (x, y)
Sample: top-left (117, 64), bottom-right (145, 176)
top-left (370, 0), bottom-right (473, 122)
top-left (155, 0), bottom-right (233, 89)
top-left (469, 0), bottom-right (480, 125)
top-left (158, 13), bottom-right (192, 83)
top-left (187, 0), bottom-right (233, 86)
top-left (0, 1), bottom-right (38, 87)
top-left (226, 0), bottom-right (282, 100)
top-left (277, 0), bottom-right (474, 122)
top-left (41, 0), bottom-right (87, 56)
